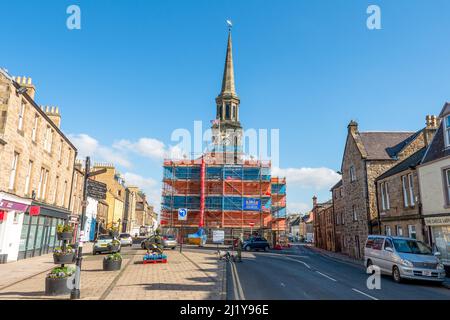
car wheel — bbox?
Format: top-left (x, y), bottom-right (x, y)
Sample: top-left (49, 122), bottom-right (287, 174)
top-left (392, 266), bottom-right (402, 283)
top-left (171, 247), bottom-right (176, 250)
top-left (245, 246), bottom-right (251, 251)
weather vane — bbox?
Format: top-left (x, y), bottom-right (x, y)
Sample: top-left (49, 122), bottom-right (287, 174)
top-left (226, 19), bottom-right (233, 31)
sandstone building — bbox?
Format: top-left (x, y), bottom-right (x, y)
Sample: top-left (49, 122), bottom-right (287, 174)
top-left (339, 120), bottom-right (429, 259)
top-left (0, 69), bottom-right (76, 262)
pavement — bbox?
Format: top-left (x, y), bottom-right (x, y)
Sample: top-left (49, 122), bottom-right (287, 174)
top-left (227, 244), bottom-right (450, 300)
top-left (0, 243), bottom-right (225, 300)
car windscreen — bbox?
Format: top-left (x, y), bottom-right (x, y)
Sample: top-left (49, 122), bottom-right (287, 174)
top-left (164, 235), bottom-right (175, 240)
top-left (98, 235), bottom-right (113, 240)
top-left (120, 234), bottom-right (131, 238)
top-left (392, 239), bottom-right (432, 255)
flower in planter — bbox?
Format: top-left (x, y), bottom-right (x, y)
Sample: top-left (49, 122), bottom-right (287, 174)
top-left (53, 246), bottom-right (74, 256)
top-left (105, 253), bottom-right (122, 261)
top-left (48, 266), bottom-right (75, 279)
top-left (56, 224), bottom-right (74, 234)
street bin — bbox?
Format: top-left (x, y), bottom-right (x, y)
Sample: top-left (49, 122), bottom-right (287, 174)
top-left (0, 254), bottom-right (8, 264)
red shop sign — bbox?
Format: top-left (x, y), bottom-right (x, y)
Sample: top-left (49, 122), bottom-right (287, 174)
top-left (29, 206), bottom-right (40, 216)
top-left (0, 210), bottom-right (6, 221)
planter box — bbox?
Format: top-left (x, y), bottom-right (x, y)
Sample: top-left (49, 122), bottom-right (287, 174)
top-left (45, 277), bottom-right (72, 296)
top-left (57, 232), bottom-right (73, 241)
top-left (103, 258), bottom-right (122, 271)
top-left (53, 253), bottom-right (75, 265)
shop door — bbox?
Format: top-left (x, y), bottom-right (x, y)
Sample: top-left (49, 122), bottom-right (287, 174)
top-left (41, 218), bottom-right (50, 254)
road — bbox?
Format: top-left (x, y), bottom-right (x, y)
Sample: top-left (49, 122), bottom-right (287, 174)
top-left (227, 244), bottom-right (450, 300)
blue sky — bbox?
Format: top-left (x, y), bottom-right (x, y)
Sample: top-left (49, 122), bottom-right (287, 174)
top-left (2, 0), bottom-right (450, 213)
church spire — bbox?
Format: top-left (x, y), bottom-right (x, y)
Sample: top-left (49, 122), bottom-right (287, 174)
top-left (219, 30), bottom-right (237, 98)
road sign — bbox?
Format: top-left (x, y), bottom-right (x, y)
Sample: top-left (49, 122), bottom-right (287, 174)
top-left (212, 230), bottom-right (225, 244)
top-left (249, 222), bottom-right (255, 227)
top-left (87, 179), bottom-right (107, 200)
top-left (178, 208), bottom-right (187, 221)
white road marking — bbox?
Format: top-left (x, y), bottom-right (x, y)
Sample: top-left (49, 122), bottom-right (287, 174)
top-left (230, 261), bottom-right (240, 300)
top-left (352, 288), bottom-right (379, 300)
top-left (316, 271), bottom-right (337, 282)
top-left (230, 261), bottom-right (246, 300)
top-left (283, 256), bottom-right (311, 269)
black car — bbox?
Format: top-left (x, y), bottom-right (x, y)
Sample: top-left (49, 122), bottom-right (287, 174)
top-left (243, 237), bottom-right (270, 251)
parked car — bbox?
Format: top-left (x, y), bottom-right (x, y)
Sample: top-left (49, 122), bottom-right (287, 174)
top-left (119, 233), bottom-right (133, 247)
top-left (243, 237), bottom-right (270, 251)
top-left (93, 234), bottom-right (121, 255)
top-left (364, 235), bottom-right (446, 283)
top-left (162, 235), bottom-right (177, 249)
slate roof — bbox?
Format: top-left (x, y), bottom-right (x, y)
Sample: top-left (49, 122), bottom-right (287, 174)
top-left (422, 120), bottom-right (450, 164)
top-left (376, 147), bottom-right (427, 181)
top-left (330, 179), bottom-right (342, 191)
top-left (359, 131), bottom-right (418, 160)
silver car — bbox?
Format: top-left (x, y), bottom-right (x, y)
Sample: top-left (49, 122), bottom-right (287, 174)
top-left (162, 235), bottom-right (177, 249)
top-left (364, 235), bottom-right (446, 283)
top-left (119, 233), bottom-right (133, 247)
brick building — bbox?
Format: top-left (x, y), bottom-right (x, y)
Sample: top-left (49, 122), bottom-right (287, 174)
top-left (0, 69), bottom-right (77, 262)
top-left (339, 120), bottom-right (429, 259)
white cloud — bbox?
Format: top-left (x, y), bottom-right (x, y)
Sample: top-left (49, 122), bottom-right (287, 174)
top-left (69, 133), bottom-right (132, 168)
top-left (272, 167), bottom-right (340, 190)
top-left (113, 138), bottom-right (187, 161)
top-left (287, 202), bottom-right (311, 214)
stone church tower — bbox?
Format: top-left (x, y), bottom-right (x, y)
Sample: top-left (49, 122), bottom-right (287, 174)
top-left (211, 28), bottom-right (243, 162)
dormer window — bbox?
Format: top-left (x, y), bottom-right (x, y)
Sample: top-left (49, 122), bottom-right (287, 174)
top-left (445, 116), bottom-right (450, 148)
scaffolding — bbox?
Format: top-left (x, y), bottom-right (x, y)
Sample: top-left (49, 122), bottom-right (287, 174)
top-left (160, 152), bottom-right (286, 242)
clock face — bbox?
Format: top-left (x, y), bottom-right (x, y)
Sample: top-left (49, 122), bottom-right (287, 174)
top-left (222, 137), bottom-right (230, 145)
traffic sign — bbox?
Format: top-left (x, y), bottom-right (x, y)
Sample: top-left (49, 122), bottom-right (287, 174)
top-left (87, 179), bottom-right (107, 200)
top-left (178, 208), bottom-right (187, 221)
top-left (249, 222), bottom-right (255, 227)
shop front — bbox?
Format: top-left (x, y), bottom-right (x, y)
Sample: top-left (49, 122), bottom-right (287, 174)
top-left (0, 192), bottom-right (32, 263)
top-left (425, 216), bottom-right (450, 269)
top-left (17, 202), bottom-right (70, 261)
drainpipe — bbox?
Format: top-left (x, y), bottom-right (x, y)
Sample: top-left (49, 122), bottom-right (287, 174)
top-left (374, 179), bottom-right (382, 235)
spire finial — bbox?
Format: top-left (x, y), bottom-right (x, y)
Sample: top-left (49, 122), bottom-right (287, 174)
top-left (219, 21), bottom-right (237, 97)
top-left (226, 19), bottom-right (233, 31)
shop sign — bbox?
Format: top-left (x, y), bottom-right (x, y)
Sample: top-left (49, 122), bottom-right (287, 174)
top-left (69, 215), bottom-right (80, 223)
top-left (29, 206), bottom-right (40, 216)
top-left (424, 216), bottom-right (450, 226)
top-left (0, 200), bottom-right (28, 212)
top-left (0, 210), bottom-right (6, 221)
top-left (243, 199), bottom-right (261, 211)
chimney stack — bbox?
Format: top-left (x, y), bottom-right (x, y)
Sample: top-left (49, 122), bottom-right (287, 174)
top-left (424, 115), bottom-right (439, 146)
top-left (348, 120), bottom-right (358, 135)
top-left (13, 76), bottom-right (36, 99)
top-left (42, 105), bottom-right (61, 128)
top-left (312, 196), bottom-right (318, 208)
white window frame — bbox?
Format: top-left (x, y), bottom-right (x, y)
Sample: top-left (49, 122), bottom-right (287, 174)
top-left (61, 181), bottom-right (67, 207)
top-left (42, 170), bottom-right (49, 200)
top-left (385, 225), bottom-right (392, 236)
top-left (58, 140), bottom-right (63, 161)
top-left (350, 165), bottom-right (356, 182)
top-left (396, 225), bottom-right (403, 236)
top-left (18, 102), bottom-right (25, 131)
top-left (408, 173), bottom-right (415, 206)
top-left (352, 205), bottom-right (357, 221)
top-left (8, 152), bottom-right (19, 190)
top-left (31, 114), bottom-right (38, 141)
top-left (24, 160), bottom-right (33, 195)
top-left (445, 115), bottom-right (450, 148)
top-left (380, 182), bottom-right (390, 211)
top-left (408, 225), bottom-right (417, 239)
top-left (402, 175), bottom-right (409, 207)
top-left (54, 176), bottom-right (60, 205)
top-left (446, 169), bottom-right (450, 205)
top-left (37, 168), bottom-right (45, 199)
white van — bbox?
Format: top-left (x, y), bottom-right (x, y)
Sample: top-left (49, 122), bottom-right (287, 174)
top-left (364, 235), bottom-right (446, 283)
